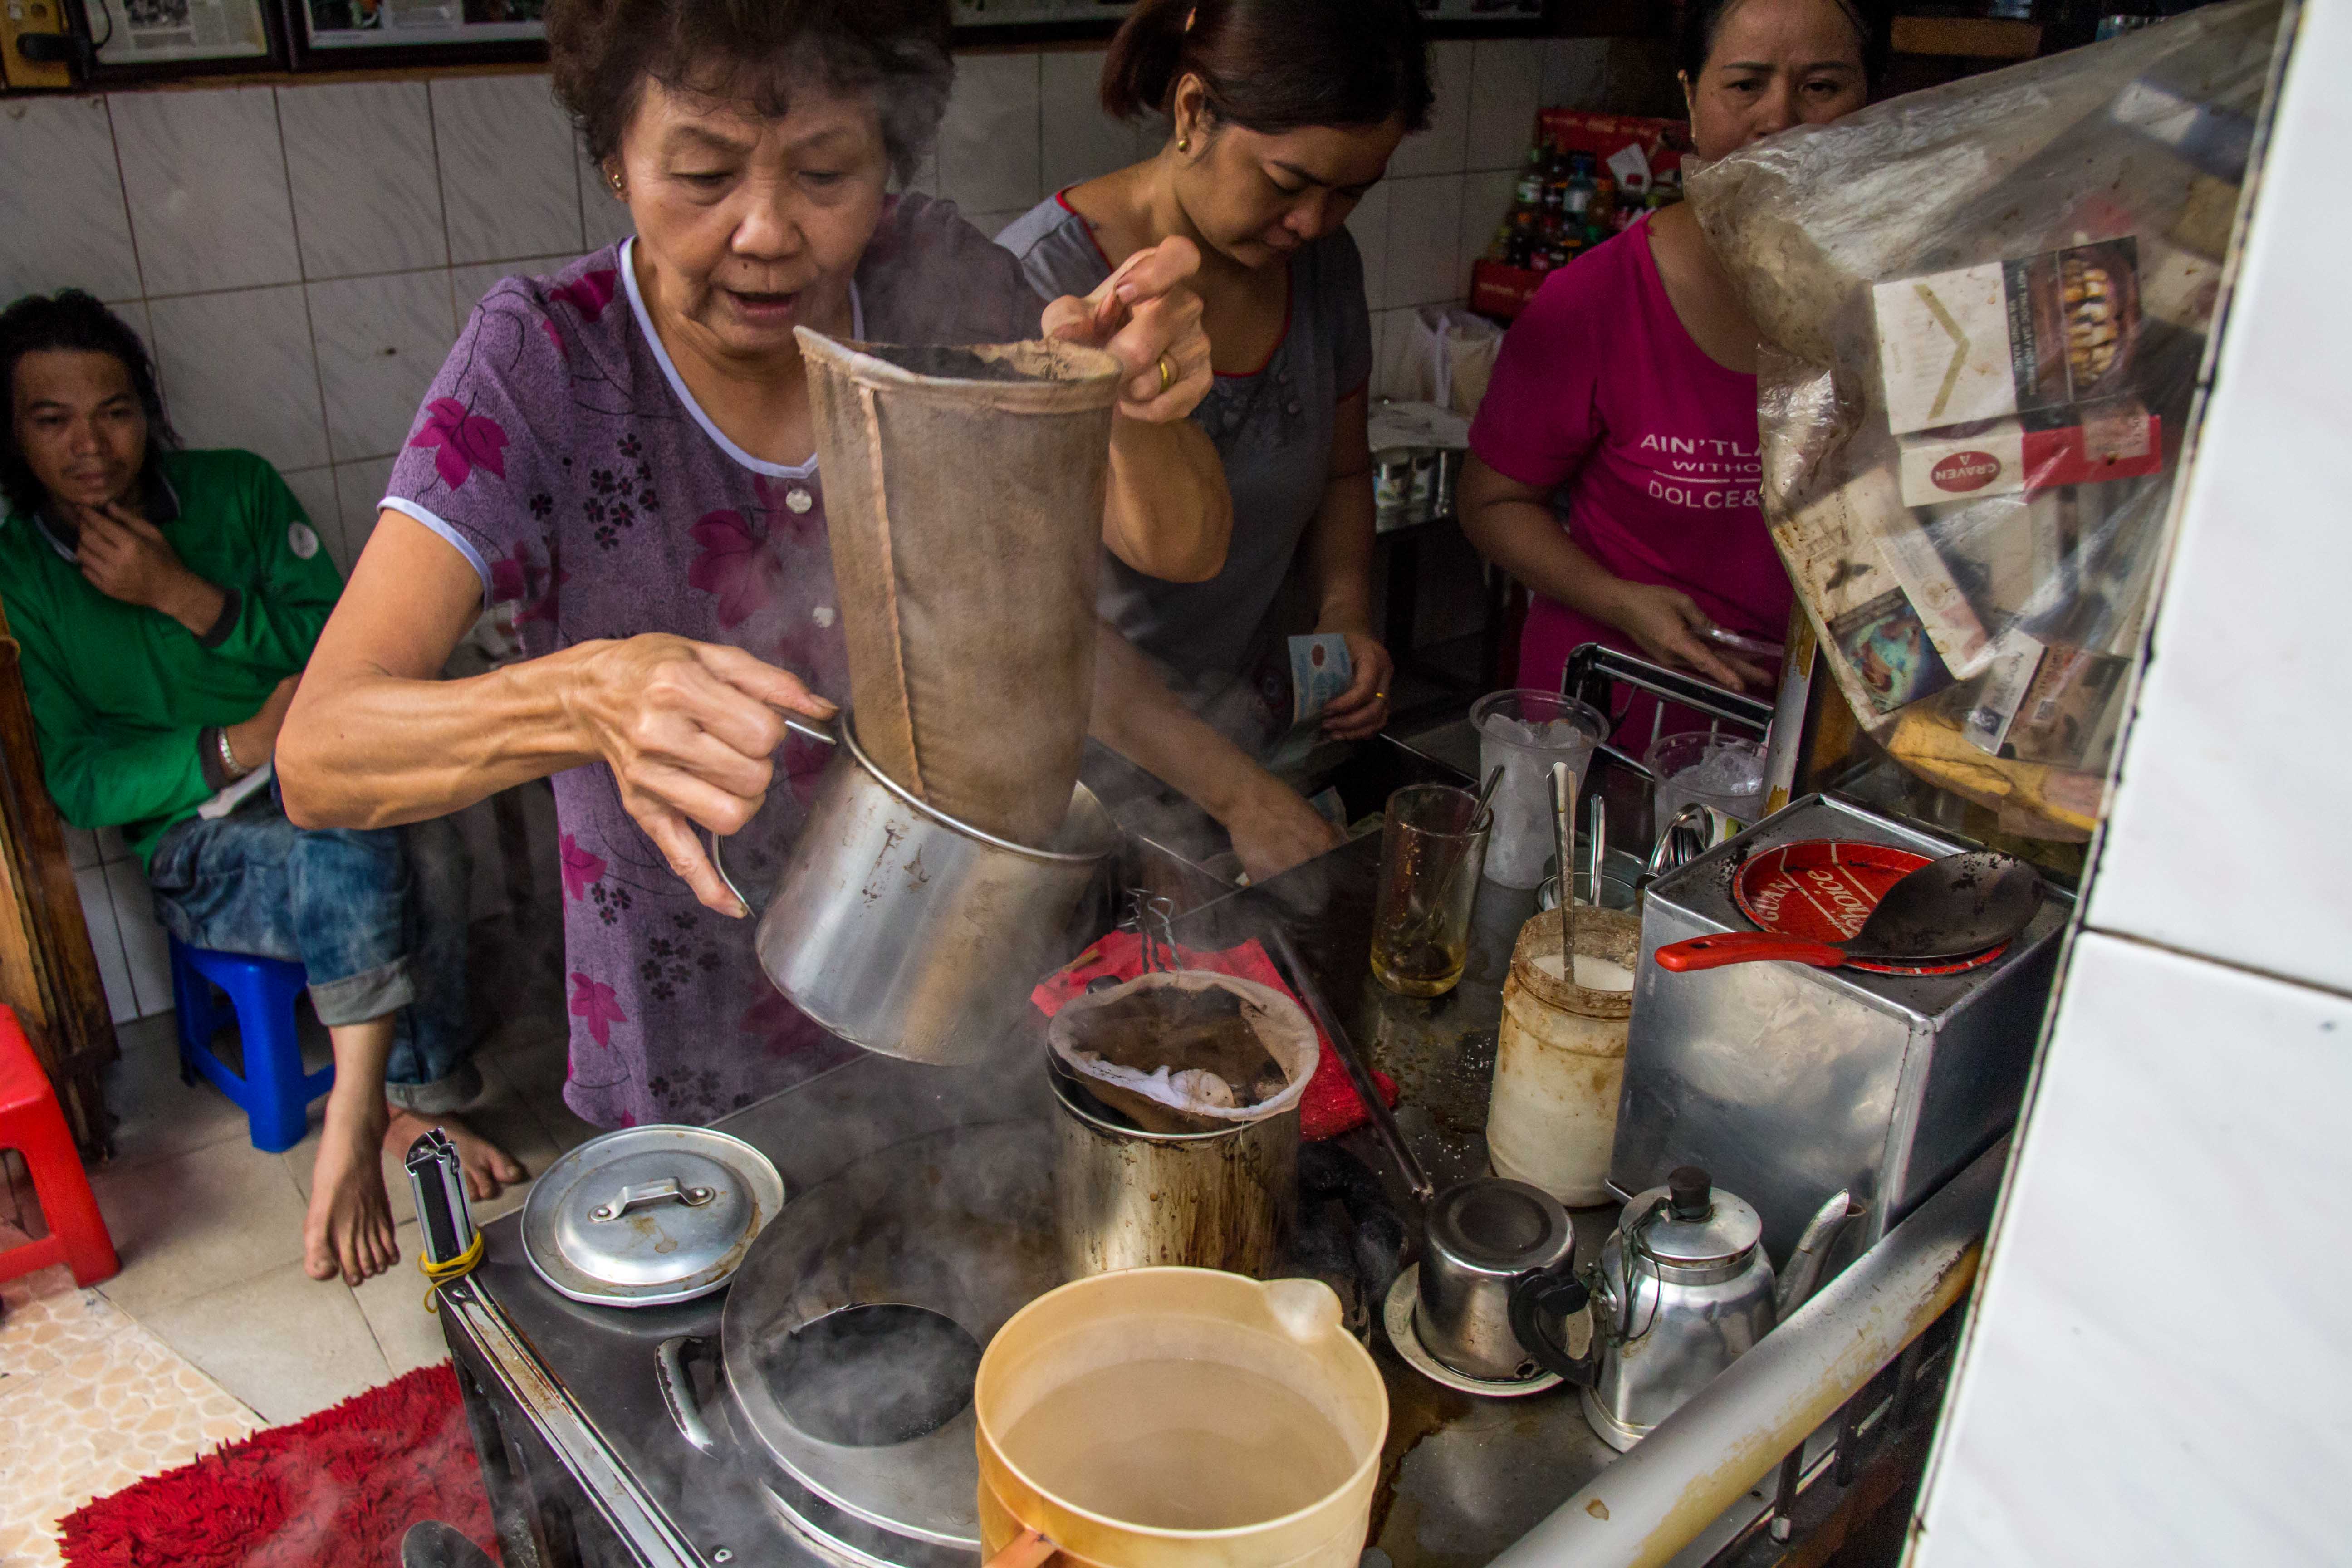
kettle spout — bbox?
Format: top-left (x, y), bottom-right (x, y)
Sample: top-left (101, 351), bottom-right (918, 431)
top-left (1775, 1191), bottom-right (1865, 1317)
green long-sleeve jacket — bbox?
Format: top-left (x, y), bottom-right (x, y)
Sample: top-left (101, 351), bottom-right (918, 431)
top-left (0, 448), bottom-right (343, 867)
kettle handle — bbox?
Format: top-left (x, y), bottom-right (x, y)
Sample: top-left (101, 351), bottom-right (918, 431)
top-left (1509, 1267), bottom-right (1600, 1388)
top-left (704, 715), bottom-right (840, 913)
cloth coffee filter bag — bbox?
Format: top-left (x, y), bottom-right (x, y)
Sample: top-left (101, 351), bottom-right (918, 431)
top-left (1049, 972), bottom-right (1320, 1134)
top-left (799, 330), bottom-right (1124, 848)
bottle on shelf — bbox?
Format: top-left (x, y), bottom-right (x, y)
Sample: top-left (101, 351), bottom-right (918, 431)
top-left (1564, 153), bottom-right (1597, 223)
top-left (1514, 136), bottom-right (1550, 212)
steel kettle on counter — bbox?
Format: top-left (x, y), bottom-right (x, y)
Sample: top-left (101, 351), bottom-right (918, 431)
top-left (1507, 1167), bottom-right (1858, 1450)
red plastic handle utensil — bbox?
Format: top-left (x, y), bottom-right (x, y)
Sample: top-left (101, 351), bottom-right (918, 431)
top-left (1653, 932), bottom-right (1856, 972)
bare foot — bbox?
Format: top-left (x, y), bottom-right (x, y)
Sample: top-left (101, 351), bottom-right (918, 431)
top-left (305, 1092), bottom-right (399, 1284)
top-left (385, 1107), bottom-right (528, 1202)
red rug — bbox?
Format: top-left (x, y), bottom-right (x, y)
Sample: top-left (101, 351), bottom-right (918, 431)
top-left (57, 1363), bottom-right (501, 1567)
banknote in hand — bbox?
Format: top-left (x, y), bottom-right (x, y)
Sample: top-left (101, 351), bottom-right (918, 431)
top-left (1289, 633), bottom-right (1354, 727)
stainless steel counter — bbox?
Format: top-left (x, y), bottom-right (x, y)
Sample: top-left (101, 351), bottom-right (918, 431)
top-left (439, 819), bottom-right (1973, 1568)
top-left (1171, 835), bottom-right (1637, 1561)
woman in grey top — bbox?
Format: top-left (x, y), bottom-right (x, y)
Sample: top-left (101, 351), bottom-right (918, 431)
top-left (998, 0), bottom-right (1432, 882)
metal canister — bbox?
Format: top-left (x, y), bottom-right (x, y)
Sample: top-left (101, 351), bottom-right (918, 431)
top-left (1415, 1178), bottom-right (1575, 1382)
top-left (1407, 448), bottom-right (1442, 523)
top-left (1050, 1057), bottom-right (1298, 1279)
top-left (1373, 447), bottom-right (1415, 528)
top-left (1434, 446), bottom-right (1463, 520)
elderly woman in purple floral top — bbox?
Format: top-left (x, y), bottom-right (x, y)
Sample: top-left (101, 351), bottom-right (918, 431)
top-left (275, 0), bottom-right (1229, 1130)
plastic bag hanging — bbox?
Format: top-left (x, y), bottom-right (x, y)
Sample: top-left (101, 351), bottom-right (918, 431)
top-left (1687, 0), bottom-right (2282, 838)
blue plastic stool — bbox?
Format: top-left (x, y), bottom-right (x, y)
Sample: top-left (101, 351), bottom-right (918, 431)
top-left (168, 936), bottom-right (333, 1153)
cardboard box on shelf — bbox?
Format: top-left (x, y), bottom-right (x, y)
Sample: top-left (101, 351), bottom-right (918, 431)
top-left (1537, 109), bottom-right (1689, 191)
top-left (1470, 261), bottom-right (1547, 322)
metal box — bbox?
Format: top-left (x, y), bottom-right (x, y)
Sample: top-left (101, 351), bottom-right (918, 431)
top-left (1610, 794), bottom-right (2070, 1266)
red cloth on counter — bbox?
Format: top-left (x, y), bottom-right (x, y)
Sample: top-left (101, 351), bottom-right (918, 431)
top-left (1031, 931), bottom-right (1399, 1142)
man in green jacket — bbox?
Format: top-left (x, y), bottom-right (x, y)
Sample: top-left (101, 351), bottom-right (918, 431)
top-left (1, 290), bottom-right (520, 1286)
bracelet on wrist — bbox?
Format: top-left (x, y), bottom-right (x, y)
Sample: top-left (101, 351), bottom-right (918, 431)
top-left (217, 726), bottom-right (250, 781)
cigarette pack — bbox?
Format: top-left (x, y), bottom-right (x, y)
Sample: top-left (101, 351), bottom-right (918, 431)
top-left (1896, 403), bottom-right (2162, 507)
top-left (1961, 632), bottom-right (2129, 771)
top-left (1872, 239), bottom-right (2141, 435)
top-left (1826, 589), bottom-right (1957, 716)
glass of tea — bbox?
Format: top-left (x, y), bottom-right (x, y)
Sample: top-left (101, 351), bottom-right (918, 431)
top-left (1370, 784), bottom-right (1491, 997)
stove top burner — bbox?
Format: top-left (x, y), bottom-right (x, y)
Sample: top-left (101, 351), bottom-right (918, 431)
top-left (764, 1304), bottom-right (985, 1450)
top-left (721, 1122), bottom-right (1060, 1551)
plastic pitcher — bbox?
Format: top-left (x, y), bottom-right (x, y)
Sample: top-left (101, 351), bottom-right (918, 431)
top-left (975, 1268), bottom-right (1388, 1568)
top-left (1470, 690), bottom-right (1605, 888)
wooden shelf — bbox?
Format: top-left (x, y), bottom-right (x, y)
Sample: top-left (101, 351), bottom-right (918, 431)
top-left (1890, 15), bottom-right (2044, 58)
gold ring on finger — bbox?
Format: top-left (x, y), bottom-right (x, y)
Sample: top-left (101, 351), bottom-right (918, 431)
top-left (1156, 353), bottom-right (1175, 393)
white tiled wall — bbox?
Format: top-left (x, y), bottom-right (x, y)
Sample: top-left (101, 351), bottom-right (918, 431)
top-left (1912, 935), bottom-right (2352, 1567)
top-left (3, 39), bottom-right (1620, 572)
top-left (66, 826), bottom-right (167, 1025)
top-left (924, 38), bottom-right (1622, 388)
top-left (4, 40), bottom-right (1628, 1021)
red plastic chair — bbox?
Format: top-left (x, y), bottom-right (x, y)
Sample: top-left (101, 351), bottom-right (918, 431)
top-left (0, 1003), bottom-right (119, 1287)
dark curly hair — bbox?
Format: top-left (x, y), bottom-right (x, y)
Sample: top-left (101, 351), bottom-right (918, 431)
top-left (1102, 0), bottom-right (1432, 134)
top-left (547, 0), bottom-right (955, 186)
top-left (1, 289), bottom-right (175, 522)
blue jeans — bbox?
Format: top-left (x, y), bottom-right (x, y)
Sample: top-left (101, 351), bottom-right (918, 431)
top-left (145, 796), bottom-right (476, 1112)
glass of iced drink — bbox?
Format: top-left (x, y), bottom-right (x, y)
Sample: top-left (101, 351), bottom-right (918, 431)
top-left (1370, 784), bottom-right (1491, 997)
top-left (1645, 731), bottom-right (1767, 831)
top-left (1470, 689), bottom-right (1606, 888)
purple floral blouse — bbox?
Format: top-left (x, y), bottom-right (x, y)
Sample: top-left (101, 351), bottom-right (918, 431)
top-left (385, 196), bottom-right (1046, 1128)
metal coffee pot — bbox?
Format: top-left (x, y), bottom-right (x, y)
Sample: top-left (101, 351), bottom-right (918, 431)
top-left (715, 715), bottom-right (1120, 1067)
top-left (1510, 1167), bottom-right (1854, 1450)
top-left (1413, 1178), bottom-right (1577, 1384)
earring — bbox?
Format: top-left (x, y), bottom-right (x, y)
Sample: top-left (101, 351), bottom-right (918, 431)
top-left (607, 170), bottom-right (625, 196)
top-left (1176, 135), bottom-right (1191, 153)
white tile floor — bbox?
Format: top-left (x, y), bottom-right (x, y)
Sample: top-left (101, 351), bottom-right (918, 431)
top-left (73, 1003), bottom-right (586, 1423)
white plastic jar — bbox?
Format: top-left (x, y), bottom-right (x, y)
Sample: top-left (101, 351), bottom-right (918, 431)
top-left (1485, 905), bottom-right (1641, 1206)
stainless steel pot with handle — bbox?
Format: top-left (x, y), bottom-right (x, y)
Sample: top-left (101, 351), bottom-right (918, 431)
top-left (714, 715), bottom-right (1119, 1065)
top-left (1048, 1053), bottom-right (1297, 1279)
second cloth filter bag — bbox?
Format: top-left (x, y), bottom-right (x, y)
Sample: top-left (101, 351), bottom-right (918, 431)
top-left (799, 330), bottom-right (1124, 849)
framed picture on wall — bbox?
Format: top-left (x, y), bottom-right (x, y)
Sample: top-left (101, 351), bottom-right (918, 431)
top-left (949, 0), bottom-right (1134, 43)
top-left (281, 0), bottom-right (545, 68)
top-left (72, 0), bottom-right (286, 81)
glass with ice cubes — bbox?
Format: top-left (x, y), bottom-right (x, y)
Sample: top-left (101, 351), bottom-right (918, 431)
top-left (1645, 730), bottom-right (1767, 832)
top-left (1469, 690), bottom-right (1607, 888)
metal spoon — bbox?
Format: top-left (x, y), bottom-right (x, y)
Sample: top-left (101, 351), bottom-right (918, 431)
top-left (1654, 851), bottom-right (2045, 972)
top-left (1588, 793), bottom-right (1607, 911)
top-left (1549, 761), bottom-right (1576, 966)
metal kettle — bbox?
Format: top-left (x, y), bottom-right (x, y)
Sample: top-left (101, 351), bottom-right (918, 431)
top-left (1509, 1166), bottom-right (1785, 1451)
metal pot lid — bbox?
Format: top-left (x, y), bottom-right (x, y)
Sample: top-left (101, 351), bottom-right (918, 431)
top-left (521, 1127), bottom-right (785, 1308)
top-left (1621, 1166), bottom-right (1762, 1267)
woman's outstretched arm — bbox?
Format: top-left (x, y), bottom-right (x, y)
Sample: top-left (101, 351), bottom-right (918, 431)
top-left (275, 513), bottom-right (834, 914)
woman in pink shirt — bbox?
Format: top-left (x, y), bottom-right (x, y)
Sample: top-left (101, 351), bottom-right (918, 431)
top-left (1460, 0), bottom-right (1880, 732)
